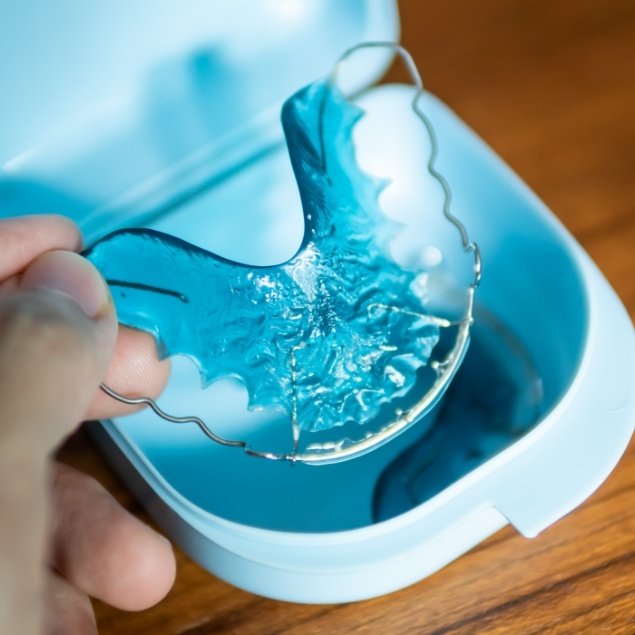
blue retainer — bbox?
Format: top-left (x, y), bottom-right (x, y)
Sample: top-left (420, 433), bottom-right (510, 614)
top-left (85, 80), bottom-right (444, 435)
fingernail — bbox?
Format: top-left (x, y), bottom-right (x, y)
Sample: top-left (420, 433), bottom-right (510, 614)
top-left (19, 250), bottom-right (112, 319)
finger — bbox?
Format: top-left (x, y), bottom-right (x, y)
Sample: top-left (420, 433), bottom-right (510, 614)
top-left (0, 262), bottom-right (116, 448)
top-left (1, 269), bottom-right (171, 420)
top-left (0, 250), bottom-right (117, 452)
top-left (0, 215), bottom-right (82, 280)
top-left (0, 251), bottom-right (116, 634)
top-left (49, 463), bottom-right (176, 611)
top-left (44, 570), bottom-right (97, 635)
top-left (86, 326), bottom-right (171, 420)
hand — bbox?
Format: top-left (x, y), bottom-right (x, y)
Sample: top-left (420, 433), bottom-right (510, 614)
top-left (0, 215), bottom-right (175, 634)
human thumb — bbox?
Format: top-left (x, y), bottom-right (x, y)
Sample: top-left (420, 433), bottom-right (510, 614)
top-left (0, 250), bottom-right (117, 455)
top-left (0, 251), bottom-right (116, 634)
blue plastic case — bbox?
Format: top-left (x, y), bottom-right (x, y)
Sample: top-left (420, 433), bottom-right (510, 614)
top-left (1, 1), bottom-right (633, 603)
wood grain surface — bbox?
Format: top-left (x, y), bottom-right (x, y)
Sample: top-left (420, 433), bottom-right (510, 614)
top-left (57, 1), bottom-right (635, 633)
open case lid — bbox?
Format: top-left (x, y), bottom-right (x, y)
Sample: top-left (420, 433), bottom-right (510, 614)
top-left (0, 0), bottom-right (398, 240)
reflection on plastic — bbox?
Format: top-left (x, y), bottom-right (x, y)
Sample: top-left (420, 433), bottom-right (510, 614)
top-left (85, 80), bottom-right (442, 433)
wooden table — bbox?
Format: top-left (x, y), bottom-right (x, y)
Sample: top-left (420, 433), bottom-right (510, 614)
top-left (58, 1), bottom-right (635, 632)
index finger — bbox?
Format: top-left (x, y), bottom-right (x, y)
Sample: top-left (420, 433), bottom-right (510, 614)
top-left (0, 215), bottom-right (83, 280)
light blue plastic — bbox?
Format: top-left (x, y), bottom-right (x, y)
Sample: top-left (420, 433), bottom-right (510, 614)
top-left (2, 1), bottom-right (633, 604)
top-left (0, 0), bottom-right (397, 239)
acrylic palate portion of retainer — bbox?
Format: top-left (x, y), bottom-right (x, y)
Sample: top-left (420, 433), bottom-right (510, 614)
top-left (87, 44), bottom-right (481, 464)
